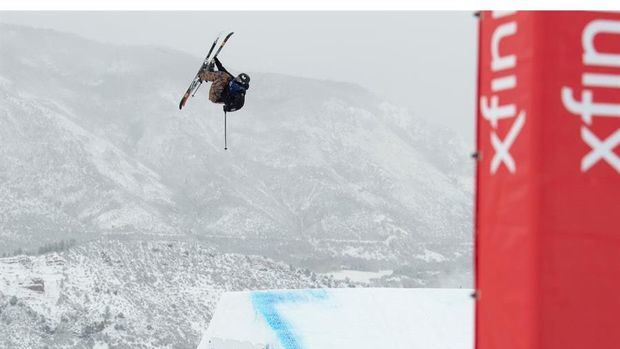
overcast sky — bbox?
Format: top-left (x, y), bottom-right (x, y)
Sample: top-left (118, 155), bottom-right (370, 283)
top-left (0, 11), bottom-right (477, 144)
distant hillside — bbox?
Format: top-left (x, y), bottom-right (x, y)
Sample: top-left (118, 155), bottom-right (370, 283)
top-left (0, 23), bottom-right (472, 280)
top-left (0, 240), bottom-right (352, 349)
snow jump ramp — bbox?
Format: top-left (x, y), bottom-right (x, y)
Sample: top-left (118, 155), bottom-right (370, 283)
top-left (197, 288), bottom-right (474, 349)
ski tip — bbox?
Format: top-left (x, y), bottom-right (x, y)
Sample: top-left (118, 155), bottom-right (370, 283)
top-left (179, 94), bottom-right (189, 110)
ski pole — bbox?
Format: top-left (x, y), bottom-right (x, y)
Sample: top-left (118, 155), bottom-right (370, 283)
top-left (224, 111), bottom-right (228, 150)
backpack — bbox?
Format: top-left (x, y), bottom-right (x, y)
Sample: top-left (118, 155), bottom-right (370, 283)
top-left (223, 79), bottom-right (248, 112)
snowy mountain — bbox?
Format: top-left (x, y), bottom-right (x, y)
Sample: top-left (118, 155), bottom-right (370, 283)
top-left (0, 23), bottom-right (474, 348)
top-left (0, 240), bottom-right (352, 349)
top-left (0, 22), bottom-right (472, 284)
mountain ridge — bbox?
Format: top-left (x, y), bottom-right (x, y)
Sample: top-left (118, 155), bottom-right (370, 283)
top-left (0, 23), bottom-right (472, 282)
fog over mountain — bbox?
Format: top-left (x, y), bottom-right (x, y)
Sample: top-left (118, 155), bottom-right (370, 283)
top-left (0, 23), bottom-right (473, 348)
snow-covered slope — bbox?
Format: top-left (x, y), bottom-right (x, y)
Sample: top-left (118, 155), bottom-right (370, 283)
top-left (0, 25), bottom-right (184, 251)
top-left (0, 240), bottom-right (353, 349)
top-left (198, 288), bottom-right (474, 349)
top-left (0, 23), bottom-right (474, 349)
top-left (0, 24), bottom-right (473, 285)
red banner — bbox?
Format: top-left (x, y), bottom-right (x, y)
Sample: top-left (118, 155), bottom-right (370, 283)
top-left (476, 11), bottom-right (620, 349)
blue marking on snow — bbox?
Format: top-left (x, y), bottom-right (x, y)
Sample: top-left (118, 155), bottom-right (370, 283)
top-left (251, 289), bottom-right (329, 349)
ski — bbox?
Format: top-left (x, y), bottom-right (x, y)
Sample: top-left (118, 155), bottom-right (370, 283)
top-left (178, 34), bottom-right (221, 110)
top-left (210, 31), bottom-right (234, 65)
top-left (178, 31), bottom-right (234, 110)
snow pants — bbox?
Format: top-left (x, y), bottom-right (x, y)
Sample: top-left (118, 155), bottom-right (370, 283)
top-left (199, 71), bottom-right (233, 103)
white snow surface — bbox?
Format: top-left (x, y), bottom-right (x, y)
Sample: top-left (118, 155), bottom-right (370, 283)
top-left (322, 269), bottom-right (393, 283)
top-left (198, 288), bottom-right (473, 349)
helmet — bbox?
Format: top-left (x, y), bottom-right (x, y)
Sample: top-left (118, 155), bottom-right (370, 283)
top-left (235, 73), bottom-right (250, 85)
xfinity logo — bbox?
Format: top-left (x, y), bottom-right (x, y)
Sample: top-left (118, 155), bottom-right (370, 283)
top-left (480, 11), bottom-right (526, 174)
top-left (561, 19), bottom-right (620, 173)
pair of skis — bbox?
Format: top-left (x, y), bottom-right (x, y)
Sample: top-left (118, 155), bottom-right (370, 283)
top-left (178, 31), bottom-right (234, 110)
top-left (178, 31), bottom-right (234, 150)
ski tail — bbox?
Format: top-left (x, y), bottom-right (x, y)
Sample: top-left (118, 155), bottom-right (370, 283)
top-left (211, 32), bottom-right (234, 62)
top-left (179, 91), bottom-right (191, 110)
top-left (204, 32), bottom-right (222, 62)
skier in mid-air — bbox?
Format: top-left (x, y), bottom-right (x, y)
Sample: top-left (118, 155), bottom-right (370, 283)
top-left (178, 32), bottom-right (248, 149)
top-left (198, 57), bottom-right (250, 113)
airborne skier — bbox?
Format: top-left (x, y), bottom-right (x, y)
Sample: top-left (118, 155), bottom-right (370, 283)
top-left (198, 57), bottom-right (250, 113)
top-left (178, 32), bottom-right (249, 149)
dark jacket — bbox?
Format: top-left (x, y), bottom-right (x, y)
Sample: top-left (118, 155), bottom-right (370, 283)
top-left (214, 58), bottom-right (249, 112)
